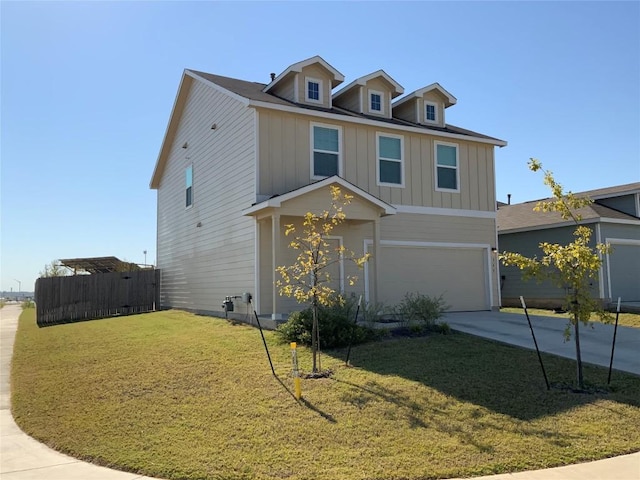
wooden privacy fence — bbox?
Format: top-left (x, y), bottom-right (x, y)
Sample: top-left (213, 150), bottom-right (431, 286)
top-left (35, 270), bottom-right (160, 327)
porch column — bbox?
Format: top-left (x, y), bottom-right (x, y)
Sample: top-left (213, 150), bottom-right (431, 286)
top-left (371, 216), bottom-right (381, 305)
top-left (271, 213), bottom-right (281, 319)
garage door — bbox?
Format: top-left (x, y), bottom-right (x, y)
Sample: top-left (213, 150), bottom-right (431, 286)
top-left (375, 244), bottom-right (489, 311)
top-left (608, 243), bottom-right (640, 302)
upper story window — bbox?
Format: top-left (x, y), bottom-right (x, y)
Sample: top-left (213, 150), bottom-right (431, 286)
top-left (305, 77), bottom-right (323, 103)
top-left (435, 141), bottom-right (459, 192)
top-left (425, 102), bottom-right (437, 123)
top-left (185, 165), bottom-right (193, 207)
top-left (369, 90), bottom-right (383, 114)
top-left (311, 123), bottom-right (341, 179)
top-left (377, 133), bottom-right (404, 187)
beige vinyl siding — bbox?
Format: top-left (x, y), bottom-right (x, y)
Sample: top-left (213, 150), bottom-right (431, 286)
top-left (334, 87), bottom-right (362, 113)
top-left (421, 91), bottom-right (445, 126)
top-left (257, 109), bottom-right (496, 212)
top-left (298, 64), bottom-right (332, 108)
top-left (156, 79), bottom-right (256, 313)
top-left (269, 77), bottom-right (296, 103)
top-left (392, 100), bottom-right (418, 123)
top-left (365, 78), bottom-right (391, 118)
top-left (261, 216), bottom-right (371, 316)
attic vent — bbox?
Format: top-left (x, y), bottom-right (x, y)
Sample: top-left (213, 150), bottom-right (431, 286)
top-left (270, 72), bottom-right (276, 81)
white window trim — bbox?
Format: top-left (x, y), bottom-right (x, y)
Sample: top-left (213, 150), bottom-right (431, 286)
top-left (376, 132), bottom-right (405, 188)
top-left (305, 76), bottom-right (323, 104)
top-left (424, 101), bottom-right (438, 124)
top-left (310, 122), bottom-right (343, 180)
top-left (185, 164), bottom-right (193, 209)
top-left (368, 89), bottom-right (385, 115)
top-left (434, 140), bottom-right (460, 193)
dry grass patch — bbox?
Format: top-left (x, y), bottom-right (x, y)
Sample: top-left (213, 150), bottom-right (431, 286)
top-left (12, 309), bottom-right (640, 480)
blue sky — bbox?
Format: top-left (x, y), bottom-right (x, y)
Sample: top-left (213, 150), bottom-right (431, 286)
top-left (1, 1), bottom-right (639, 293)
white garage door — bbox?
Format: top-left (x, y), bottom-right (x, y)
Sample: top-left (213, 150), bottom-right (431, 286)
top-left (375, 244), bottom-right (489, 311)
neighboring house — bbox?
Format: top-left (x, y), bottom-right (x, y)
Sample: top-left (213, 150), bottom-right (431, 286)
top-left (498, 183), bottom-right (640, 308)
top-left (150, 55), bottom-right (507, 321)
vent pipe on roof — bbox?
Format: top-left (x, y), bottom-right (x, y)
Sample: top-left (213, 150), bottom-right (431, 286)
top-left (270, 72), bottom-right (276, 81)
top-left (507, 194), bottom-right (511, 205)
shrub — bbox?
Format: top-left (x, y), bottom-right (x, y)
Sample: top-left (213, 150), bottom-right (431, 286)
top-left (276, 299), bottom-right (379, 349)
top-left (397, 292), bottom-right (449, 331)
top-left (21, 299), bottom-right (35, 309)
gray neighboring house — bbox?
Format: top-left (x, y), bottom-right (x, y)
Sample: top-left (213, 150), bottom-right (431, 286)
top-left (497, 183), bottom-right (640, 309)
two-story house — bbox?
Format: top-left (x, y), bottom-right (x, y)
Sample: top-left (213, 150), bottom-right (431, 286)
top-left (498, 183), bottom-right (640, 309)
top-left (150, 56), bottom-right (507, 321)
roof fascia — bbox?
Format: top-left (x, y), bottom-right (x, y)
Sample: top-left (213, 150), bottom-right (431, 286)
top-left (333, 70), bottom-right (404, 100)
top-left (393, 83), bottom-right (458, 109)
top-left (186, 70), bottom-right (250, 105)
top-left (263, 55), bottom-right (345, 93)
top-left (150, 71), bottom-right (192, 189)
top-left (262, 55), bottom-right (344, 93)
top-left (498, 218), bottom-right (600, 235)
top-left (248, 99), bottom-right (507, 147)
top-left (243, 176), bottom-right (397, 216)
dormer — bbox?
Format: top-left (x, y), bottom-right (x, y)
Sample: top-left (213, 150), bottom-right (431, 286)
top-left (263, 55), bottom-right (344, 109)
top-left (392, 83), bottom-right (457, 128)
top-left (332, 70), bottom-right (404, 119)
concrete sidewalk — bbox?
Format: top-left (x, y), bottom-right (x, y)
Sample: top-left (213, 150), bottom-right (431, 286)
top-left (1, 305), bottom-right (638, 479)
top-left (443, 311), bottom-right (640, 375)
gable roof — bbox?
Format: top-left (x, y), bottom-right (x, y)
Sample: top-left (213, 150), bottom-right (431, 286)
top-left (242, 175), bottom-right (396, 217)
top-left (263, 55), bottom-right (345, 93)
top-left (333, 69), bottom-right (404, 100)
top-left (498, 202), bottom-right (639, 233)
top-left (151, 67), bottom-right (506, 189)
top-left (393, 83), bottom-right (457, 109)
top-left (577, 182), bottom-right (640, 200)
top-left (498, 183), bottom-right (640, 233)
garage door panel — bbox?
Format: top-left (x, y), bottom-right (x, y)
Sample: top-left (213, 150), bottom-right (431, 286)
top-left (609, 244), bottom-right (640, 302)
top-left (377, 246), bottom-right (488, 311)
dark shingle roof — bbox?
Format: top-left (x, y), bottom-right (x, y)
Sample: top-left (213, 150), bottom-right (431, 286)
top-left (498, 183), bottom-right (640, 232)
top-left (498, 202), bottom-right (637, 232)
top-left (188, 70), bottom-right (505, 144)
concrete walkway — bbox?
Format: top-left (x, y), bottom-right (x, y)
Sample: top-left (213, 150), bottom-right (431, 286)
top-left (1, 305), bottom-right (638, 479)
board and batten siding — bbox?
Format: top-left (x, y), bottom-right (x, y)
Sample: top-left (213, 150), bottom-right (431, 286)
top-left (256, 109), bottom-right (496, 213)
top-left (156, 79), bottom-right (256, 313)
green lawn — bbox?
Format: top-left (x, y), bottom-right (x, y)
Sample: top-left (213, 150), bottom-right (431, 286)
top-left (11, 308), bottom-right (640, 480)
top-left (500, 307), bottom-right (640, 329)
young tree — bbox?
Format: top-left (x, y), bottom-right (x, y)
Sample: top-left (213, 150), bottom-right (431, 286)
top-left (39, 260), bottom-right (69, 277)
top-left (276, 186), bottom-right (370, 374)
top-left (500, 159), bottom-right (611, 390)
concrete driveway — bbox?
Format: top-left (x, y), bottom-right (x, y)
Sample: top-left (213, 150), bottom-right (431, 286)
top-left (443, 311), bottom-right (640, 376)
